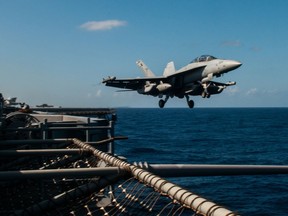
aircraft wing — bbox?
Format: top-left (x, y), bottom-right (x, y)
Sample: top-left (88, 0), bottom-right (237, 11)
top-left (102, 76), bottom-right (166, 90)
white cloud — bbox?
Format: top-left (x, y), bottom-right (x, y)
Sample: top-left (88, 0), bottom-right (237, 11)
top-left (250, 46), bottom-right (262, 52)
top-left (226, 86), bottom-right (240, 95)
top-left (80, 20), bottom-right (127, 31)
top-left (86, 89), bottom-right (102, 98)
top-left (246, 88), bottom-right (258, 96)
top-left (221, 40), bottom-right (242, 47)
top-left (95, 89), bottom-right (102, 97)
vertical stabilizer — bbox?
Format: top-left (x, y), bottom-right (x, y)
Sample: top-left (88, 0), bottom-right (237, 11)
top-left (163, 61), bottom-right (176, 77)
top-left (136, 60), bottom-right (156, 77)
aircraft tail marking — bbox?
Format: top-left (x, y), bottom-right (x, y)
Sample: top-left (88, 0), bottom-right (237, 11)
top-left (136, 60), bottom-right (156, 77)
top-left (163, 61), bottom-right (176, 77)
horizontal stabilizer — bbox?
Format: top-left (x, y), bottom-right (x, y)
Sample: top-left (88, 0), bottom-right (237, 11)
top-left (116, 89), bottom-right (135, 92)
top-left (163, 61), bottom-right (176, 77)
top-left (136, 60), bottom-right (156, 77)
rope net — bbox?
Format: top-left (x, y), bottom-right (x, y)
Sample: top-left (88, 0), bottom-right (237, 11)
top-left (0, 139), bottom-right (236, 216)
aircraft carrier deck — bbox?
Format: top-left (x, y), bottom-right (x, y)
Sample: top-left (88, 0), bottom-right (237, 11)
top-left (2, 96), bottom-right (288, 215)
top-left (0, 95), bottom-right (240, 216)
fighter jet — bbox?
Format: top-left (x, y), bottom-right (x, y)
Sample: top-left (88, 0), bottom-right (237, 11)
top-left (102, 55), bottom-right (242, 108)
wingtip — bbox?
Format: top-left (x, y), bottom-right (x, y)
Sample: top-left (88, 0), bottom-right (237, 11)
top-left (102, 76), bottom-right (116, 83)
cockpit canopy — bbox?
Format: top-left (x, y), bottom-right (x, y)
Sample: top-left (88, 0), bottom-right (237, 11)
top-left (191, 55), bottom-right (217, 63)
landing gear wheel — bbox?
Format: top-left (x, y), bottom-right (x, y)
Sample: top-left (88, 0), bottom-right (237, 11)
top-left (202, 91), bottom-right (207, 98)
top-left (159, 99), bottom-right (165, 108)
top-left (188, 100), bottom-right (194, 108)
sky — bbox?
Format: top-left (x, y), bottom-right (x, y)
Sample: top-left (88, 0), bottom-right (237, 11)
top-left (1, 0), bottom-right (288, 108)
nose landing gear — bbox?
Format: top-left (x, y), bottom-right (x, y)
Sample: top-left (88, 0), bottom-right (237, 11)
top-left (201, 82), bottom-right (211, 98)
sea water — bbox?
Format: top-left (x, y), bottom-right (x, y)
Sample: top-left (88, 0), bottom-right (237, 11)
top-left (114, 108), bottom-right (288, 215)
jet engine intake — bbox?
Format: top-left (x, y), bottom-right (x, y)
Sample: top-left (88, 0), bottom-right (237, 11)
top-left (201, 73), bottom-right (213, 83)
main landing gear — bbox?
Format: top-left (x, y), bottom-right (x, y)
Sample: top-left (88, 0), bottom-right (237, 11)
top-left (158, 95), bottom-right (194, 108)
top-left (185, 95), bottom-right (194, 108)
top-left (158, 95), bottom-right (169, 108)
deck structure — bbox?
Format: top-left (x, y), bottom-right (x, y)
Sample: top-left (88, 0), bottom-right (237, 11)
top-left (0, 99), bottom-right (237, 215)
top-left (1, 95), bottom-right (288, 215)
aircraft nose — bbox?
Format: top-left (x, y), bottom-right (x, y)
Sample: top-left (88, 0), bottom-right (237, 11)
top-left (226, 60), bottom-right (242, 70)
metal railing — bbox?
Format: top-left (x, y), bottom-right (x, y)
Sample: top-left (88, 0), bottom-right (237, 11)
top-left (72, 138), bottom-right (237, 216)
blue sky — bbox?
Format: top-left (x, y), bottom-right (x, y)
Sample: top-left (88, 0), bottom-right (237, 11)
top-left (1, 0), bottom-right (288, 108)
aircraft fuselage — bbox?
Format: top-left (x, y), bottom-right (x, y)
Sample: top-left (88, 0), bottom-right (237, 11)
top-left (177, 59), bottom-right (241, 85)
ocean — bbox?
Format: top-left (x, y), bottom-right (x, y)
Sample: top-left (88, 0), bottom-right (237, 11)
top-left (114, 108), bottom-right (288, 215)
